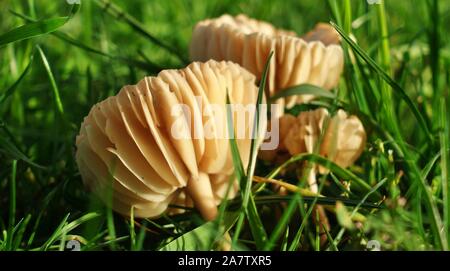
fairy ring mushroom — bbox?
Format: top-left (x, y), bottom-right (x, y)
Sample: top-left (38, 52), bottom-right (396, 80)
top-left (75, 60), bottom-right (264, 221)
top-left (190, 14), bottom-right (344, 113)
top-left (261, 108), bottom-right (366, 193)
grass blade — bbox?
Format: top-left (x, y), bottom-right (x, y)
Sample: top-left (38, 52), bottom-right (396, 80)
top-left (226, 94), bottom-right (245, 183)
top-left (12, 214), bottom-right (32, 250)
top-left (331, 22), bottom-right (433, 143)
top-left (0, 54), bottom-right (33, 104)
top-left (226, 93), bottom-right (247, 248)
top-left (428, 0), bottom-right (441, 112)
top-left (94, 0), bottom-right (187, 64)
top-left (36, 45), bottom-right (64, 115)
top-left (9, 10), bottom-right (163, 73)
top-left (269, 84), bottom-right (336, 103)
top-left (0, 4), bottom-right (79, 47)
top-left (129, 207), bottom-right (136, 251)
top-left (159, 212), bottom-right (238, 251)
top-left (227, 93), bottom-right (268, 249)
top-left (41, 214), bottom-right (70, 251)
top-left (251, 195), bottom-right (380, 209)
top-left (0, 18), bottom-right (67, 47)
top-left (41, 212), bottom-right (99, 251)
top-left (332, 179), bottom-right (388, 248)
top-left (440, 99), bottom-right (449, 247)
top-left (421, 152), bottom-right (441, 179)
top-left (287, 180), bottom-right (325, 251)
top-left (226, 52), bottom-right (272, 250)
top-left (5, 160), bottom-right (18, 250)
top-left (241, 51), bottom-right (273, 250)
top-left (0, 129), bottom-right (43, 169)
top-left (267, 153), bottom-right (375, 194)
top-left (323, 225), bottom-right (338, 251)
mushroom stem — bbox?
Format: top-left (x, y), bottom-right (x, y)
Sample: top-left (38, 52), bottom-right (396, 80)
top-left (307, 167), bottom-right (319, 194)
top-left (186, 172), bottom-right (218, 221)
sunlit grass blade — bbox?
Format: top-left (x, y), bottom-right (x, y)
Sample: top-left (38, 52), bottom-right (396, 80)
top-left (41, 212), bottom-right (99, 251)
top-left (37, 45), bottom-right (64, 115)
top-left (0, 18), bottom-right (66, 47)
top-left (267, 153), bottom-right (375, 195)
top-left (226, 85), bottom-right (268, 249)
top-left (226, 94), bottom-right (245, 184)
top-left (280, 226), bottom-right (289, 251)
top-left (245, 51), bottom-right (273, 200)
top-left (9, 9), bottom-right (162, 73)
top-left (269, 84), bottom-right (336, 103)
top-left (159, 212), bottom-right (238, 251)
top-left (226, 93), bottom-right (248, 248)
top-left (0, 4), bottom-right (79, 47)
top-left (440, 99), bottom-right (449, 247)
top-left (239, 51), bottom-right (274, 250)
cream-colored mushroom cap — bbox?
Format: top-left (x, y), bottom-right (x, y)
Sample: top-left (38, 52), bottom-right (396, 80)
top-left (190, 14), bottom-right (344, 111)
top-left (261, 108), bottom-right (365, 192)
top-left (75, 60), bottom-right (262, 220)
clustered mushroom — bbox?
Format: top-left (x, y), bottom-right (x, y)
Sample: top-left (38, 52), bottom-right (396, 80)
top-left (76, 14), bottom-right (365, 225)
top-left (261, 108), bottom-right (366, 192)
top-left (75, 60), bottom-right (263, 221)
top-left (190, 14), bottom-right (344, 112)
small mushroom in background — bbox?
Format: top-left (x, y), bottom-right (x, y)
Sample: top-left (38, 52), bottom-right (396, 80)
top-left (190, 14), bottom-right (344, 116)
top-left (259, 108), bottom-right (365, 246)
top-left (257, 114), bottom-right (296, 163)
top-left (76, 60), bottom-right (264, 221)
top-left (302, 23), bottom-right (341, 46)
top-left (273, 108), bottom-right (366, 192)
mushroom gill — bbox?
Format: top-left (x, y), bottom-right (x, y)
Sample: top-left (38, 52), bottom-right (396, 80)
top-left (189, 14), bottom-right (344, 111)
top-left (75, 60), bottom-right (263, 220)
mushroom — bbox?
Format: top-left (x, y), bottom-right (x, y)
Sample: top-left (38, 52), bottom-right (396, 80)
top-left (257, 113), bottom-right (296, 163)
top-left (75, 60), bottom-right (263, 221)
top-left (302, 23), bottom-right (341, 46)
top-left (259, 108), bottom-right (366, 192)
top-left (282, 108), bottom-right (366, 192)
top-left (190, 14), bottom-right (344, 113)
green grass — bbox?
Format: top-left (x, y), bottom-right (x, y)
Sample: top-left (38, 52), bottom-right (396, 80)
top-left (0, 0), bottom-right (449, 251)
